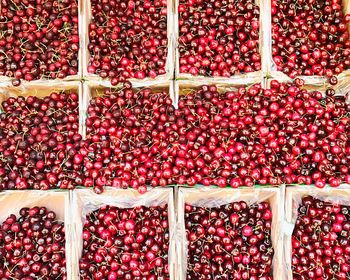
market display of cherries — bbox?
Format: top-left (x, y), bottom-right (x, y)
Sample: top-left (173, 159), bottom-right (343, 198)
top-left (0, 207), bottom-right (66, 279)
top-left (185, 201), bottom-right (274, 280)
top-left (79, 204), bottom-right (170, 280)
top-left (1, 0), bottom-right (348, 84)
top-left (0, 0), bottom-right (349, 279)
top-left (292, 196), bottom-right (350, 279)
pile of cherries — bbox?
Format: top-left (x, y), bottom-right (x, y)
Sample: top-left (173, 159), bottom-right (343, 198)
top-left (178, 0), bottom-right (260, 77)
top-left (0, 91), bottom-right (85, 190)
top-left (185, 201), bottom-right (274, 280)
top-left (292, 196), bottom-right (350, 279)
top-left (87, 0), bottom-right (168, 85)
top-left (79, 204), bottom-right (170, 280)
top-left (272, 0), bottom-right (350, 80)
top-left (84, 80), bottom-right (350, 192)
top-left (0, 0), bottom-right (79, 86)
top-left (84, 86), bottom-right (175, 193)
top-left (0, 207), bottom-right (66, 279)
top-left (0, 79), bottom-right (350, 192)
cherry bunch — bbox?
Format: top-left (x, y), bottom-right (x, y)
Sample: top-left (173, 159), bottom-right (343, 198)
top-left (0, 207), bottom-right (66, 279)
top-left (0, 91), bottom-right (86, 190)
top-left (178, 0), bottom-right (260, 77)
top-left (272, 0), bottom-right (350, 81)
top-left (79, 204), bottom-right (170, 280)
top-left (0, 0), bottom-right (79, 86)
top-left (292, 196), bottom-right (350, 279)
top-left (87, 0), bottom-right (168, 85)
top-left (185, 201), bottom-right (274, 280)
